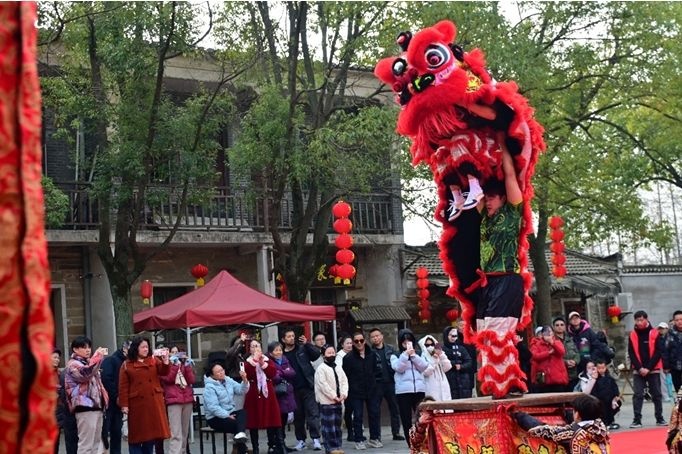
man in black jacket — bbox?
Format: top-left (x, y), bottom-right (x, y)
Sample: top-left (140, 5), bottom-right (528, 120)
top-left (282, 328), bottom-right (323, 451)
top-left (100, 340), bottom-right (130, 454)
top-left (628, 310), bottom-right (666, 428)
top-left (343, 331), bottom-right (382, 450)
top-left (566, 311), bottom-right (608, 376)
top-left (663, 310), bottom-right (682, 392)
top-left (369, 327), bottom-right (403, 440)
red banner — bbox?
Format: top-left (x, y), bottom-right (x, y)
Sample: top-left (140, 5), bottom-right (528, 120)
top-left (428, 407), bottom-right (566, 454)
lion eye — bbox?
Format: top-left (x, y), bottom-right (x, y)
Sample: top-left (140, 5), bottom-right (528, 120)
top-left (424, 44), bottom-right (451, 69)
top-left (392, 58), bottom-right (407, 76)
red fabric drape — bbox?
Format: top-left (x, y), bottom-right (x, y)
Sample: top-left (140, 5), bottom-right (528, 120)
top-left (0, 2), bottom-right (56, 452)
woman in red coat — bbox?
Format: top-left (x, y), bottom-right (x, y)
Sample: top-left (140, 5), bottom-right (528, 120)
top-left (529, 326), bottom-right (568, 393)
top-left (119, 337), bottom-right (171, 454)
top-left (243, 339), bottom-right (284, 454)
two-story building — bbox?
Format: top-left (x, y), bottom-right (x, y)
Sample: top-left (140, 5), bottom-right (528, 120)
top-left (43, 52), bottom-right (406, 358)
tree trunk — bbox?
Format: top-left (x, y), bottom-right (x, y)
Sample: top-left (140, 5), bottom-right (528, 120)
top-left (110, 280), bottom-right (134, 344)
top-left (529, 202), bottom-right (552, 326)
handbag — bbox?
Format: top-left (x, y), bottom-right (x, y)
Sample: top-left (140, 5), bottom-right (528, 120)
top-left (175, 368), bottom-right (188, 389)
top-left (275, 380), bottom-right (288, 396)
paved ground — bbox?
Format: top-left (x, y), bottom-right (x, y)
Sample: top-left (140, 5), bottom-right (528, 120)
top-left (57, 388), bottom-right (676, 453)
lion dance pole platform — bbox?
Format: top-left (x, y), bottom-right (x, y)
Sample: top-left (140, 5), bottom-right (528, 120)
top-left (412, 393), bottom-right (583, 454)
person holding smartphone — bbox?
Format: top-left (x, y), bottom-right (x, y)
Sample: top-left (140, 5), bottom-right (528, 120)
top-left (243, 339), bottom-right (285, 454)
top-left (529, 326), bottom-right (568, 394)
top-left (203, 362), bottom-right (249, 453)
top-left (118, 337), bottom-right (170, 454)
top-left (390, 329), bottom-right (428, 447)
top-left (64, 336), bottom-right (109, 454)
top-left (418, 335), bottom-right (452, 401)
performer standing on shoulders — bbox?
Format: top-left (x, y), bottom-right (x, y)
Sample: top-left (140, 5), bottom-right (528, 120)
top-left (474, 133), bottom-right (528, 398)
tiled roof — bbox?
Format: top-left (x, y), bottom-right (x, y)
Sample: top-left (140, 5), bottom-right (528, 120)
top-left (622, 265), bottom-right (682, 274)
top-left (349, 305), bottom-right (411, 323)
top-left (403, 246), bottom-right (617, 278)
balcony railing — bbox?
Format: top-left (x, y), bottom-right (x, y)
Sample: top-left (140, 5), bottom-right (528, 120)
top-left (54, 182), bottom-right (399, 235)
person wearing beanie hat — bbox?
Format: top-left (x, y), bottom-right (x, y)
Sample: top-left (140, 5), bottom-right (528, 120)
top-left (552, 316), bottom-right (581, 392)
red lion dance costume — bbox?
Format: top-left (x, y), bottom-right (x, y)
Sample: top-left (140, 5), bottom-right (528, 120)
top-left (375, 20), bottom-right (545, 398)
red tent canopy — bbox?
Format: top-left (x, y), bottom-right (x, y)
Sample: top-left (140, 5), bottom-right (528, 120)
top-left (133, 270), bottom-right (336, 332)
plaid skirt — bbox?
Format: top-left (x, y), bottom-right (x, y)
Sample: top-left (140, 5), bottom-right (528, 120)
top-left (319, 403), bottom-right (343, 451)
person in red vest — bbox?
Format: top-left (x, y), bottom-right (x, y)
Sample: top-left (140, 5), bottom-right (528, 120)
top-left (628, 310), bottom-right (667, 428)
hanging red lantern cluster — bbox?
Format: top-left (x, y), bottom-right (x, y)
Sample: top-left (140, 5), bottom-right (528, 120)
top-left (445, 307), bottom-right (460, 327)
top-left (191, 263), bottom-right (209, 287)
top-left (140, 280), bottom-right (153, 305)
top-left (275, 272), bottom-right (288, 300)
top-left (549, 216), bottom-right (567, 278)
top-left (607, 305), bottom-right (622, 324)
top-left (416, 267), bottom-right (430, 324)
top-left (332, 200), bottom-right (356, 285)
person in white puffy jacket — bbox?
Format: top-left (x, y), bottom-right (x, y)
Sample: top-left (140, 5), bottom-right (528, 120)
top-left (418, 334), bottom-right (453, 401)
top-left (314, 344), bottom-right (349, 454)
top-left (390, 329), bottom-right (428, 447)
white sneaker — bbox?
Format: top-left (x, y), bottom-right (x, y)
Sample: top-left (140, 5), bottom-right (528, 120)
top-left (313, 438), bottom-right (323, 450)
top-left (367, 439), bottom-right (383, 448)
top-left (462, 187), bottom-right (483, 210)
top-left (355, 441), bottom-right (367, 450)
top-left (294, 440), bottom-right (306, 451)
top-left (234, 432), bottom-right (248, 443)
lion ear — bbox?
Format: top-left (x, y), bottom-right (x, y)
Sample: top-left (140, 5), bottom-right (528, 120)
top-left (433, 20), bottom-right (457, 42)
top-left (374, 57), bottom-right (398, 85)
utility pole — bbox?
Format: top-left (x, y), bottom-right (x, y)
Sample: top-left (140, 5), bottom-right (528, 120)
top-left (671, 184), bottom-right (681, 264)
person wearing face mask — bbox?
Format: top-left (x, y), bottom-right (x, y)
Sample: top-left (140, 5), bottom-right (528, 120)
top-left (441, 327), bottom-right (473, 399)
top-left (418, 335), bottom-right (452, 401)
top-left (315, 345), bottom-right (349, 454)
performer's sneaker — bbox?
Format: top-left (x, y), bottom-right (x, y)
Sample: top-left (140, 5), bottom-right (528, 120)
top-left (629, 420), bottom-right (642, 428)
top-left (462, 187), bottom-right (484, 210)
top-left (657, 419), bottom-right (668, 426)
top-left (447, 189), bottom-right (465, 221)
top-left (392, 434), bottom-right (405, 441)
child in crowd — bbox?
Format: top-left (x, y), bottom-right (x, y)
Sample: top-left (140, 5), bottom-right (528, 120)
top-left (512, 394), bottom-right (610, 453)
top-left (589, 359), bottom-right (622, 430)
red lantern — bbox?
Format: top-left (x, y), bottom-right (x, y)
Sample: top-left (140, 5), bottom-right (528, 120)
top-left (416, 278), bottom-right (429, 289)
top-left (335, 233), bottom-right (353, 249)
top-left (191, 264), bottom-right (209, 287)
top-left (336, 264), bottom-right (356, 285)
top-left (419, 308), bottom-right (431, 324)
top-left (332, 200), bottom-right (352, 218)
top-left (140, 280), bottom-right (153, 305)
top-left (336, 249), bottom-right (355, 265)
top-left (446, 308), bottom-right (460, 326)
top-left (550, 230), bottom-right (565, 242)
top-left (417, 288), bottom-right (430, 300)
top-left (551, 254), bottom-right (566, 265)
top-left (333, 218), bottom-right (353, 234)
top-left (553, 265), bottom-right (567, 278)
top-left (550, 242), bottom-right (566, 254)
top-left (415, 267), bottom-right (429, 279)
top-left (549, 216), bottom-right (564, 229)
top-left (607, 305), bottom-right (622, 324)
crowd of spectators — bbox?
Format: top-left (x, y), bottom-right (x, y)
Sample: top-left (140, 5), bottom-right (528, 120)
top-left (53, 308), bottom-right (682, 453)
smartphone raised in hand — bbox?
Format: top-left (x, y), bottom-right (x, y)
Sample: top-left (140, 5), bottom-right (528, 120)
top-left (239, 361), bottom-right (245, 373)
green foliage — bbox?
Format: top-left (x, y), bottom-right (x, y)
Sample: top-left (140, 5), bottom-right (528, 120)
top-left (42, 176), bottom-right (70, 229)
